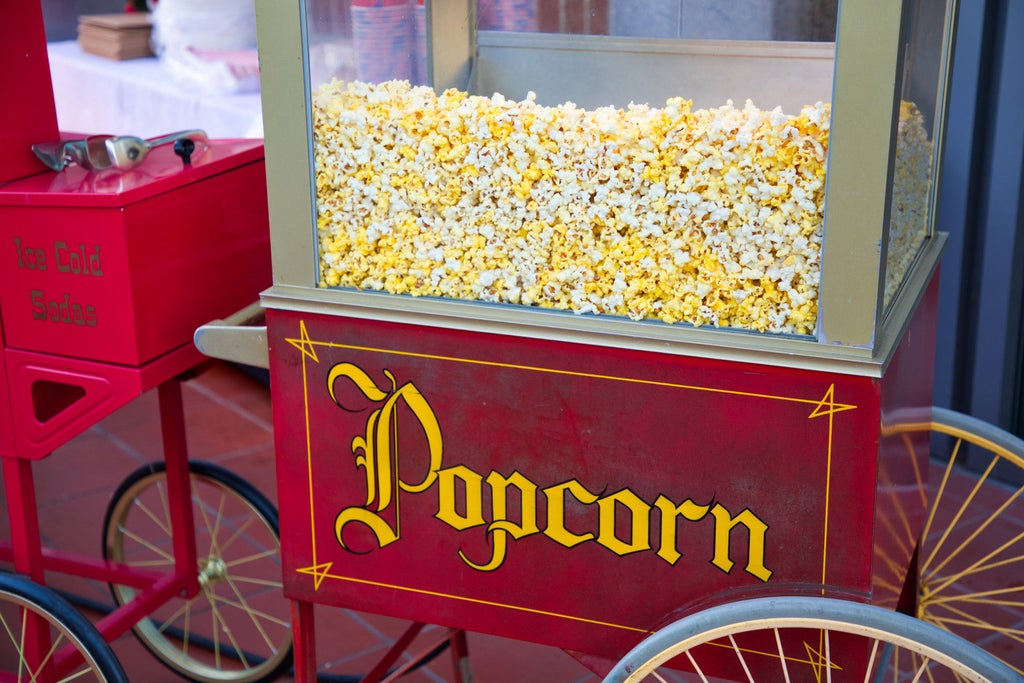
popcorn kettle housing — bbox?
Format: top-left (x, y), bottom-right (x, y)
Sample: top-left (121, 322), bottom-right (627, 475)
top-left (253, 0), bottom-right (958, 368)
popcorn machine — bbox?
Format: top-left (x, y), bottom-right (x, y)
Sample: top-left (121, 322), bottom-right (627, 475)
top-left (194, 1), bottom-right (1004, 680)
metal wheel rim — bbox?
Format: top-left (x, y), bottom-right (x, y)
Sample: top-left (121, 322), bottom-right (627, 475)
top-left (605, 596), bottom-right (1016, 682)
top-left (0, 581), bottom-right (124, 683)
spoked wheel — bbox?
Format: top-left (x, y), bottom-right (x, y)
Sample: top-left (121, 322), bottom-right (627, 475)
top-left (102, 461), bottom-right (292, 683)
top-left (884, 407), bottom-right (1024, 673)
top-left (915, 407), bottom-right (1024, 675)
top-left (0, 572), bottom-right (128, 683)
top-left (602, 596), bottom-right (1016, 683)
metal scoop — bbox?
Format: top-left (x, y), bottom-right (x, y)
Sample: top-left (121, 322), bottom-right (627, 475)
top-left (101, 130), bottom-right (208, 169)
top-left (32, 130), bottom-right (208, 172)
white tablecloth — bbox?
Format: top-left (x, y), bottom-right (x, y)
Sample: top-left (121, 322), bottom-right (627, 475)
top-left (46, 40), bottom-right (264, 139)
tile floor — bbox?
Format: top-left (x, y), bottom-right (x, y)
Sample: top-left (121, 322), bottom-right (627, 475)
top-left (2, 360), bottom-right (1022, 681)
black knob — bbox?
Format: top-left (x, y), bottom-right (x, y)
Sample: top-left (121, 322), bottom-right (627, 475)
top-left (174, 138), bottom-right (196, 167)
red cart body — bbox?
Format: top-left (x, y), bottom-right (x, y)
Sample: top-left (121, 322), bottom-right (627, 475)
top-left (267, 274), bottom-right (937, 672)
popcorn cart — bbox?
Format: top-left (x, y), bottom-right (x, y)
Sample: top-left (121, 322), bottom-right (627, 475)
top-left (0, 5), bottom-right (291, 681)
top-left (196, 0), bottom-right (1024, 680)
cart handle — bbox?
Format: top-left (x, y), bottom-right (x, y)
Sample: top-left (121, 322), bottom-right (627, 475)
top-left (193, 301), bottom-right (269, 369)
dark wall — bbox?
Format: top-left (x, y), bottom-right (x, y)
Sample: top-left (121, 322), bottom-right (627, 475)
top-left (934, 0), bottom-right (1024, 438)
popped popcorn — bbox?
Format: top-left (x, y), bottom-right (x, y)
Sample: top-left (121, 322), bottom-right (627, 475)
top-left (885, 101), bottom-right (933, 307)
top-left (312, 79), bottom-right (931, 335)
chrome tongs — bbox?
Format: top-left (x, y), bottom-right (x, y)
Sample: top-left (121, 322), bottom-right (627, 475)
top-left (32, 129), bottom-right (208, 172)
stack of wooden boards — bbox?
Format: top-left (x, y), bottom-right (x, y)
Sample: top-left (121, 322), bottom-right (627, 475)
top-left (78, 13), bottom-right (153, 60)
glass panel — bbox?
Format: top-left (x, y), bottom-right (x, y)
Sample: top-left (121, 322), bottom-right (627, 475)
top-left (477, 0), bottom-right (837, 41)
top-left (885, 0), bottom-right (951, 309)
top-left (305, 0), bottom-right (841, 338)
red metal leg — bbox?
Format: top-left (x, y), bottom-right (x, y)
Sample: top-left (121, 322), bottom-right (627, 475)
top-left (450, 629), bottom-right (472, 683)
top-left (2, 456), bottom-right (60, 680)
top-left (2, 456), bottom-right (45, 583)
top-left (157, 379), bottom-right (200, 599)
top-left (291, 600), bottom-right (318, 683)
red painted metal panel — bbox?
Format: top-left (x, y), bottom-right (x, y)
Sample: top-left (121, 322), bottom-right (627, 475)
top-left (0, 324), bottom-right (14, 458)
top-left (267, 307), bottom-right (892, 661)
top-left (0, 1), bottom-right (59, 184)
top-left (0, 142), bottom-right (270, 365)
top-left (872, 274), bottom-right (941, 609)
top-left (2, 343), bottom-right (202, 460)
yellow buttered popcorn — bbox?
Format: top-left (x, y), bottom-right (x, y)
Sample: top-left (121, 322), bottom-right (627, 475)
top-left (312, 79), bottom-right (929, 336)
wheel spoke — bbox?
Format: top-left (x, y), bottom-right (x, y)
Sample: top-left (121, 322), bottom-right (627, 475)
top-left (225, 547), bottom-right (280, 568)
top-left (204, 587), bottom-right (224, 669)
top-left (217, 515), bottom-right (260, 557)
top-left (195, 489), bottom-right (228, 558)
top-left (181, 600), bottom-right (192, 659)
top-left (823, 629), bottom-right (832, 683)
top-left (115, 523), bottom-right (175, 565)
top-left (209, 586), bottom-right (292, 629)
top-left (924, 582), bottom-right (1024, 609)
top-left (131, 491), bottom-right (173, 540)
top-left (919, 438), bottom-right (964, 558)
top-left (906, 432), bottom-right (929, 509)
top-left (862, 639), bottom-right (880, 683)
top-left (682, 650), bottom-right (708, 682)
top-left (726, 634), bottom-right (755, 683)
top-left (208, 589), bottom-right (251, 670)
top-left (773, 627), bottom-right (792, 683)
top-left (151, 598), bottom-right (192, 640)
top-left (925, 607), bottom-right (1024, 642)
top-left (222, 575), bottom-right (283, 589)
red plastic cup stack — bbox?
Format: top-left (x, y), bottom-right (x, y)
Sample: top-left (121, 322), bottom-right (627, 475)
top-left (477, 0), bottom-right (538, 32)
top-left (351, 0), bottom-right (415, 83)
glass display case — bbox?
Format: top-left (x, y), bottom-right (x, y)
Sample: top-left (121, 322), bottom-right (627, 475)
top-left (255, 0), bottom-right (958, 368)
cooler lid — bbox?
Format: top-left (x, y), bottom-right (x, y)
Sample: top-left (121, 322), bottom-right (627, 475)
top-left (0, 138), bottom-right (264, 208)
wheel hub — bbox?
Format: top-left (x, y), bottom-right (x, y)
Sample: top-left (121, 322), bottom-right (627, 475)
top-left (198, 556), bottom-right (228, 589)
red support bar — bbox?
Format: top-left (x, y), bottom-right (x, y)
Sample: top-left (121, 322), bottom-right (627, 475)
top-left (361, 621), bottom-right (426, 683)
top-left (291, 600), bottom-right (318, 683)
top-left (379, 628), bottom-right (468, 683)
top-left (90, 572), bottom-right (189, 645)
top-left (40, 548), bottom-right (164, 589)
top-left (0, 544), bottom-right (166, 590)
